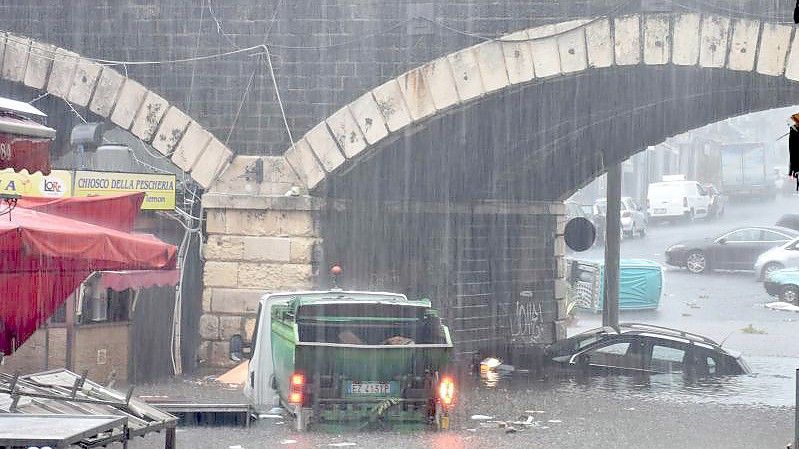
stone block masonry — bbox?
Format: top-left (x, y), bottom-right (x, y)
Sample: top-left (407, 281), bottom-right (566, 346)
top-left (199, 194), bottom-right (321, 367)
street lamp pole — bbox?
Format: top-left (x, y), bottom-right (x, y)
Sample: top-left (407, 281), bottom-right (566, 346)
top-left (602, 162), bottom-right (621, 331)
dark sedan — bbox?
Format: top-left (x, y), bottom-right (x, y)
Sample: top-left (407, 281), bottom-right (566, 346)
top-left (665, 226), bottom-right (799, 274)
top-left (545, 323), bottom-right (749, 376)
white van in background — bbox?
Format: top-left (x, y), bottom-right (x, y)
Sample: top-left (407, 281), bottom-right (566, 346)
top-left (647, 175), bottom-right (711, 223)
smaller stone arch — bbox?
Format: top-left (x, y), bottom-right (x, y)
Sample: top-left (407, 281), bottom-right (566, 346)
top-left (0, 31), bottom-right (233, 188)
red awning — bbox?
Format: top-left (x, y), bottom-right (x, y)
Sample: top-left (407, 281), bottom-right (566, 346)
top-left (95, 269), bottom-right (180, 292)
top-left (18, 192), bottom-right (146, 232)
top-left (0, 207), bottom-right (177, 354)
top-left (0, 114), bottom-right (56, 175)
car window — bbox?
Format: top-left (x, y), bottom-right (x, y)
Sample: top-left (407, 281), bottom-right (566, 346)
top-left (585, 339), bottom-right (645, 370)
top-left (723, 229), bottom-right (760, 242)
top-left (761, 230), bottom-right (790, 242)
top-left (650, 344), bottom-right (686, 373)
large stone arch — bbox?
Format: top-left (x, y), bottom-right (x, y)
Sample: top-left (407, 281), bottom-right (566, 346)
top-left (0, 32), bottom-right (233, 188)
top-left (211, 13), bottom-right (799, 195)
top-left (201, 13), bottom-right (799, 366)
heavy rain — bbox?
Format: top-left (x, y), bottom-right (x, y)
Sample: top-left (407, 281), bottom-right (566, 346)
top-left (0, 1), bottom-right (797, 449)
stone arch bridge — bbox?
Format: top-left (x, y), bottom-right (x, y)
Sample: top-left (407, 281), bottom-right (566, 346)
top-left (3, 9), bottom-right (799, 365)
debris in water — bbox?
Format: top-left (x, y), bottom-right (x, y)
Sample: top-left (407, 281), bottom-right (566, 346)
top-left (466, 428), bottom-right (478, 432)
top-left (281, 440), bottom-right (297, 445)
top-left (229, 446), bottom-right (243, 449)
top-left (505, 426), bottom-right (518, 434)
top-left (470, 414), bottom-right (493, 420)
top-left (328, 443), bottom-right (357, 447)
top-left (547, 419), bottom-right (562, 423)
top-left (764, 301), bottom-right (799, 313)
top-left (524, 410), bottom-right (546, 414)
top-left (740, 324), bottom-right (767, 334)
top-left (625, 407), bottom-right (636, 411)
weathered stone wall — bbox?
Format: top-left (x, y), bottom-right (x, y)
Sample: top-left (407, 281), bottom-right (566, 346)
top-left (199, 191), bottom-right (321, 367)
top-left (0, 0), bottom-right (784, 157)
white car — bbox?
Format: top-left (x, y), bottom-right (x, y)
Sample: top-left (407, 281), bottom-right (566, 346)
top-left (647, 177), bottom-right (711, 223)
top-left (595, 197), bottom-right (647, 238)
top-left (754, 236), bottom-right (799, 280)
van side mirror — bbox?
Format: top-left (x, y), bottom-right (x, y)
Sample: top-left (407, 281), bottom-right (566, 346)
top-left (229, 334), bottom-right (252, 361)
top-left (717, 237), bottom-right (727, 245)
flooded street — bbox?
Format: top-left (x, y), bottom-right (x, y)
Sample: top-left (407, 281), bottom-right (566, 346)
top-left (126, 198), bottom-right (798, 448)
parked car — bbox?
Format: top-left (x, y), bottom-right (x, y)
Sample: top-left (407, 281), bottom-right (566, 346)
top-left (704, 183), bottom-right (727, 218)
top-left (775, 213), bottom-right (799, 232)
top-left (753, 236), bottom-right (799, 280)
top-left (665, 226), bottom-right (799, 274)
top-left (567, 258), bottom-right (662, 312)
top-left (595, 197), bottom-right (647, 238)
top-left (545, 323), bottom-right (750, 376)
top-left (647, 176), bottom-right (711, 223)
top-left (763, 268), bottom-right (799, 305)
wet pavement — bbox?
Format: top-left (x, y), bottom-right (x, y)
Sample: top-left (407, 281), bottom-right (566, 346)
top-left (131, 196), bottom-right (798, 449)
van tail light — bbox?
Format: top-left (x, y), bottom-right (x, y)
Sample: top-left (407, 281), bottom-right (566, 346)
top-left (438, 376), bottom-right (456, 408)
top-left (683, 197), bottom-right (688, 207)
top-left (289, 372), bottom-right (305, 405)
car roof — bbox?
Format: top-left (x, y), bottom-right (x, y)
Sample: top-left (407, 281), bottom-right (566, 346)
top-left (576, 323), bottom-right (725, 349)
top-left (719, 226), bottom-right (799, 236)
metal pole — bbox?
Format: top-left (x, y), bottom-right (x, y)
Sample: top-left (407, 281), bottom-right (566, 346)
top-left (603, 163), bottom-right (621, 331)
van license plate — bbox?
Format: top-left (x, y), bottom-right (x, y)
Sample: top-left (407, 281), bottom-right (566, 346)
top-left (348, 381), bottom-right (391, 395)
top-left (654, 208), bottom-right (666, 214)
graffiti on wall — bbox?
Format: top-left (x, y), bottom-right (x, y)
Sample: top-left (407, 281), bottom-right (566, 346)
top-left (509, 290), bottom-right (545, 342)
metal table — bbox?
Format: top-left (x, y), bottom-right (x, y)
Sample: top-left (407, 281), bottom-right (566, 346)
top-left (0, 414), bottom-right (128, 448)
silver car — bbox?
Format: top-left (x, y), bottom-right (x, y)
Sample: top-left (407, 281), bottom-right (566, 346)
top-left (595, 197), bottom-right (648, 238)
top-left (754, 236), bottom-right (799, 281)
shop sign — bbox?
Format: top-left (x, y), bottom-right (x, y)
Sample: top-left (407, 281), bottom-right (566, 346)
top-left (73, 170), bottom-right (176, 210)
top-left (0, 168), bottom-right (72, 197)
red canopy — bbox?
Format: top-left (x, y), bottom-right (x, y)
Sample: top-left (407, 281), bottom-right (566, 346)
top-left (0, 114), bottom-right (55, 175)
top-left (0, 207), bottom-right (177, 354)
top-left (17, 192), bottom-right (145, 232)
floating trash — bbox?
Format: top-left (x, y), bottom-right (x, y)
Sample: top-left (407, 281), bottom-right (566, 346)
top-left (281, 440), bottom-right (297, 445)
top-left (470, 414), bottom-right (494, 420)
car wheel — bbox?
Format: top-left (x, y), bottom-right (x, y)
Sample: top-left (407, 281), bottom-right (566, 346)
top-left (762, 262), bottom-right (784, 280)
top-left (685, 251), bottom-right (708, 274)
top-left (780, 285), bottom-right (799, 306)
top-left (638, 224), bottom-right (646, 237)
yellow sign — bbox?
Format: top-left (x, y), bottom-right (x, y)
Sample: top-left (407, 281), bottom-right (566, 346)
top-left (0, 168), bottom-right (72, 197)
top-left (73, 170), bottom-right (176, 210)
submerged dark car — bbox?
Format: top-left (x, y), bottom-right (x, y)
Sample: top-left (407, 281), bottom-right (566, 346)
top-left (545, 323), bottom-right (750, 376)
top-left (665, 226), bottom-right (799, 274)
